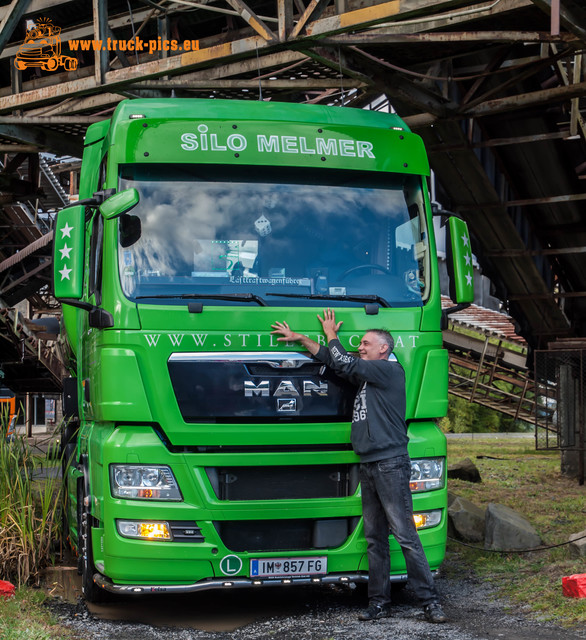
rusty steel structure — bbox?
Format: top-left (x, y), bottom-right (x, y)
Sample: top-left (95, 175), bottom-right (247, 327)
top-left (535, 342), bottom-right (586, 484)
top-left (0, 0), bottom-right (585, 457)
top-left (442, 300), bottom-right (538, 427)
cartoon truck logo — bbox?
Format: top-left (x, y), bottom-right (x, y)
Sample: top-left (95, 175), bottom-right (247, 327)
top-left (14, 18), bottom-right (77, 72)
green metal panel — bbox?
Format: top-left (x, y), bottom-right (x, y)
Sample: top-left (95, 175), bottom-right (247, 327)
top-left (448, 217), bottom-right (475, 303)
top-left (106, 99), bottom-right (429, 177)
top-left (94, 348), bottom-right (153, 422)
top-left (53, 205), bottom-right (85, 299)
top-left (414, 349), bottom-right (449, 418)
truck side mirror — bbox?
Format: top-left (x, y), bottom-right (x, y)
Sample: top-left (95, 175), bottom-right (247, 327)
top-left (446, 216), bottom-right (474, 304)
top-left (100, 188), bottom-right (139, 220)
top-left (53, 204), bottom-right (85, 300)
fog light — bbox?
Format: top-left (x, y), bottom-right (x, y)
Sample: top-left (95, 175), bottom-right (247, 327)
top-left (413, 510), bottom-right (442, 530)
top-left (117, 520), bottom-right (171, 540)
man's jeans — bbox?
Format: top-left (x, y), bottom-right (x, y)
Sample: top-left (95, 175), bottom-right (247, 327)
top-left (360, 455), bottom-right (439, 606)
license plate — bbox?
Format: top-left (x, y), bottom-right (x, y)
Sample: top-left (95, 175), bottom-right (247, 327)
top-left (250, 556), bottom-right (327, 578)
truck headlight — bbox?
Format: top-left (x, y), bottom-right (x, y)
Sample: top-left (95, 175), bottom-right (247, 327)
top-left (110, 464), bottom-right (182, 501)
top-left (410, 457), bottom-right (444, 492)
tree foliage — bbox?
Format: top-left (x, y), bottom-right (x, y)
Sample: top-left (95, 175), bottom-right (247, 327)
top-left (441, 395), bottom-right (532, 433)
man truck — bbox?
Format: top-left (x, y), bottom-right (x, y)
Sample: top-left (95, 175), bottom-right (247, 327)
top-left (53, 98), bottom-right (473, 601)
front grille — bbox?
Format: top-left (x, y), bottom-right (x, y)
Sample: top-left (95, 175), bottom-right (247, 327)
top-left (206, 465), bottom-right (360, 500)
top-left (215, 518), bottom-right (359, 552)
top-left (168, 352), bottom-right (356, 422)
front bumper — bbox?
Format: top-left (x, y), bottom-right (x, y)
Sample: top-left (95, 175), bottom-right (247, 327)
top-left (93, 571), bottom-right (373, 595)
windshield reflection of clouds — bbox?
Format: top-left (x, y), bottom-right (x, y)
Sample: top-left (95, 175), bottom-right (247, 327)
top-left (118, 176), bottom-right (427, 307)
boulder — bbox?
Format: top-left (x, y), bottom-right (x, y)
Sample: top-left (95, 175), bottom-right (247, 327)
top-left (484, 503), bottom-right (542, 551)
top-left (448, 495), bottom-right (486, 542)
top-left (447, 491), bottom-right (458, 507)
top-left (569, 530), bottom-right (586, 557)
top-left (448, 457), bottom-right (482, 483)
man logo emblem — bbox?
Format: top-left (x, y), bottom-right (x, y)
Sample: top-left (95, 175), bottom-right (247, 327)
top-left (277, 398), bottom-right (296, 412)
top-left (244, 379), bottom-right (328, 397)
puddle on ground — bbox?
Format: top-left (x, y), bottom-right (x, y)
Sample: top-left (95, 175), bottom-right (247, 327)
top-left (42, 566), bottom-right (82, 603)
top-left (43, 566), bottom-right (329, 632)
top-left (86, 588), bottom-right (313, 632)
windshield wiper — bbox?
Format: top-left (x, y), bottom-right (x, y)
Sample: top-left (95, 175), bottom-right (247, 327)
top-left (266, 293), bottom-right (391, 308)
top-left (135, 293), bottom-right (268, 306)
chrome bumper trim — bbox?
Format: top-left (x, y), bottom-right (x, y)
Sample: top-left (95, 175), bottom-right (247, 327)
top-left (94, 572), bottom-right (377, 595)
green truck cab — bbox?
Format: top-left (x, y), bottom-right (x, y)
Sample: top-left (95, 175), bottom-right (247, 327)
top-left (53, 99), bottom-right (473, 602)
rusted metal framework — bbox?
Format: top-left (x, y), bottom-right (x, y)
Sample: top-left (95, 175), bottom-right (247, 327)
top-left (442, 299), bottom-right (544, 427)
top-left (535, 342), bottom-right (586, 484)
top-left (0, 0), bottom-right (585, 395)
top-left (0, 305), bottom-right (64, 390)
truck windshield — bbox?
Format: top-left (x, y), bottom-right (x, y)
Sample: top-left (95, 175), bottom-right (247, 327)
top-left (118, 164), bottom-right (430, 307)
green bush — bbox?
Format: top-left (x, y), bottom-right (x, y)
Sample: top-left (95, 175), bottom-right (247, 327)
top-left (442, 395), bottom-right (532, 433)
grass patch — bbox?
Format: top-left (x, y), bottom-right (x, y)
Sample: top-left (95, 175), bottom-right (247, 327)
top-left (447, 436), bottom-right (586, 627)
top-left (0, 588), bottom-right (78, 640)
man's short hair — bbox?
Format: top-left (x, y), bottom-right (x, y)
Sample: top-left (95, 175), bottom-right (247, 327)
top-left (367, 329), bottom-right (394, 353)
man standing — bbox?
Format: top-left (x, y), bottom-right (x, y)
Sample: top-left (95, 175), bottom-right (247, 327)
top-left (271, 309), bottom-right (448, 624)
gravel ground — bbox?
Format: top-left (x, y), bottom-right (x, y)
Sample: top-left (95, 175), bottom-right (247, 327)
top-left (48, 569), bottom-right (586, 640)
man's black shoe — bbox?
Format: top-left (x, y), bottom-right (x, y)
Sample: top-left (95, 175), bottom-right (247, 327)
top-left (423, 602), bottom-right (448, 623)
top-left (357, 603), bottom-right (390, 621)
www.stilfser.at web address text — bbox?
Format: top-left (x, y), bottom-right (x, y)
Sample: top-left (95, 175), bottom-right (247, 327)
top-left (68, 37), bottom-right (200, 54)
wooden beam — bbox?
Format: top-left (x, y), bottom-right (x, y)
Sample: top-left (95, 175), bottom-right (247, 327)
top-left (0, 123), bottom-right (83, 156)
top-left (321, 30), bottom-right (577, 45)
top-left (0, 260), bottom-right (51, 296)
top-left (127, 77), bottom-right (364, 90)
top-left (224, 0), bottom-right (278, 42)
top-left (290, 0), bottom-right (331, 39)
top-left (93, 0), bottom-right (109, 85)
top-left (427, 130), bottom-right (570, 152)
top-left (277, 0), bottom-right (294, 41)
top-left (406, 80), bottom-right (586, 127)
top-left (458, 192), bottom-right (586, 210)
top-left (530, 0), bottom-right (586, 43)
top-left (0, 0), bottom-right (72, 20)
top-left (509, 291), bottom-right (586, 300)
top-left (465, 80), bottom-right (586, 117)
top-left (0, 0), bottom-right (31, 52)
top-left (27, 92), bottom-right (123, 116)
top-left (0, 144), bottom-right (39, 152)
top-left (0, 115), bottom-right (102, 124)
top-left (488, 247), bottom-right (586, 258)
